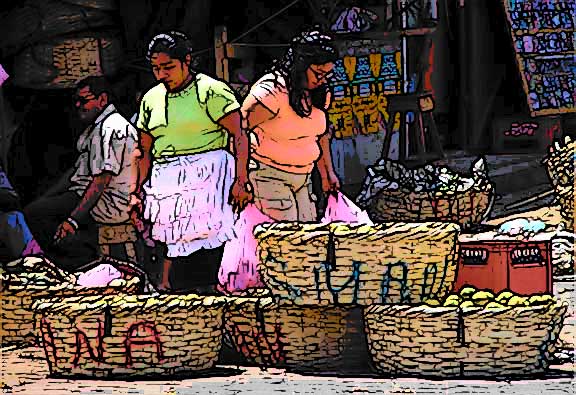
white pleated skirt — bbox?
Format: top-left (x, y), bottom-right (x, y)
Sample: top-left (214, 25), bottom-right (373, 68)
top-left (143, 149), bottom-right (236, 258)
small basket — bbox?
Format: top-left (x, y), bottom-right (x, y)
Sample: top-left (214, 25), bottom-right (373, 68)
top-left (34, 294), bottom-right (227, 378)
top-left (1, 273), bottom-right (141, 345)
top-left (364, 302), bottom-right (568, 378)
top-left (256, 222), bottom-right (460, 306)
top-left (367, 185), bottom-right (494, 229)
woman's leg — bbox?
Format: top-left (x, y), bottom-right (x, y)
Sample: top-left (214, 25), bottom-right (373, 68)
top-left (159, 257), bottom-right (173, 290)
top-left (293, 173), bottom-right (318, 222)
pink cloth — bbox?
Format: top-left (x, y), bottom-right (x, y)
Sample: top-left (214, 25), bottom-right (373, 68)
top-left (242, 73), bottom-right (328, 174)
top-left (76, 264), bottom-right (122, 287)
top-left (21, 239), bottom-right (43, 257)
top-left (0, 65), bottom-right (8, 86)
top-left (321, 192), bottom-right (374, 225)
top-left (218, 204), bottom-right (274, 294)
top-left (218, 192), bottom-right (373, 294)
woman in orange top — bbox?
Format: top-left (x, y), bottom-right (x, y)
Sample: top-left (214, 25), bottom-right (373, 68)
top-left (241, 30), bottom-right (340, 222)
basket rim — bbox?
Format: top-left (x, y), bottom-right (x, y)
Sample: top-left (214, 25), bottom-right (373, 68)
top-left (365, 301), bottom-right (567, 316)
top-left (33, 293), bottom-right (229, 316)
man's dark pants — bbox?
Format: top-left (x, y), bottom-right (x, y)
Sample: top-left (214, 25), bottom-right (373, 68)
top-left (23, 191), bottom-right (98, 271)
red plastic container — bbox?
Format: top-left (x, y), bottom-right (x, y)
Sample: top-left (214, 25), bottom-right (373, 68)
top-left (454, 239), bottom-right (553, 295)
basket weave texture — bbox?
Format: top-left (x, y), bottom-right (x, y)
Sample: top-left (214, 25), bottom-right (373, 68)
top-left (544, 140), bottom-right (575, 231)
top-left (364, 302), bottom-right (568, 378)
top-left (224, 297), bottom-right (368, 371)
top-left (256, 222), bottom-right (460, 306)
top-left (34, 294), bottom-right (227, 377)
top-left (368, 185), bottom-right (494, 228)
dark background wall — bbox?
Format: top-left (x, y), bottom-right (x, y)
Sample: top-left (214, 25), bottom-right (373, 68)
top-left (0, 0), bottom-right (557, 204)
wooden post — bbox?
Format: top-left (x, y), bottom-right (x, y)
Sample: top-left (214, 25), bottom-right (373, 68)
top-left (214, 26), bottom-right (229, 81)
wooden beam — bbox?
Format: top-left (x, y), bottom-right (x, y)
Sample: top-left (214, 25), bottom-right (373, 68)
top-left (214, 25), bottom-right (229, 81)
top-left (225, 43), bottom-right (256, 60)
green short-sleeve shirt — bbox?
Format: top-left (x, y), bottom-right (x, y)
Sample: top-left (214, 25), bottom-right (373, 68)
top-left (137, 73), bottom-right (240, 157)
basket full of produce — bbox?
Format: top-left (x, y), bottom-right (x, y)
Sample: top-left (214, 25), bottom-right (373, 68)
top-left (256, 222), bottom-right (460, 306)
top-left (364, 286), bottom-right (567, 378)
top-left (357, 157), bottom-right (495, 228)
top-left (33, 293), bottom-right (227, 378)
top-left (543, 136), bottom-right (575, 231)
top-left (1, 256), bottom-right (142, 345)
top-left (224, 296), bottom-right (369, 373)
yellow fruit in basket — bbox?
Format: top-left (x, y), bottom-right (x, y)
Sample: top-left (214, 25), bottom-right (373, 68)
top-left (443, 295), bottom-right (461, 307)
top-left (471, 291), bottom-right (494, 305)
top-left (528, 294), bottom-right (554, 306)
top-left (460, 301), bottom-right (475, 309)
top-left (485, 302), bottom-right (507, 310)
top-left (108, 278), bottom-right (126, 287)
top-left (495, 291), bottom-right (514, 303)
top-left (459, 286), bottom-right (477, 299)
top-left (425, 299), bottom-right (441, 306)
top-left (508, 296), bottom-right (529, 306)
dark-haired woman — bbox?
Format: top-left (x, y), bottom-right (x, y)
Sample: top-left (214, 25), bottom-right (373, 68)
top-left (241, 31), bottom-right (341, 222)
top-left (136, 31), bottom-right (251, 291)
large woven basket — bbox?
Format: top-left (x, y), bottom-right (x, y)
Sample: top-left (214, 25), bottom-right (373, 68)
top-left (544, 139), bottom-right (575, 231)
top-left (256, 222), bottom-right (460, 306)
top-left (367, 185), bottom-right (494, 229)
top-left (34, 294), bottom-right (227, 378)
top-left (1, 272), bottom-right (141, 345)
top-left (365, 302), bottom-right (568, 378)
top-left (224, 296), bottom-right (370, 373)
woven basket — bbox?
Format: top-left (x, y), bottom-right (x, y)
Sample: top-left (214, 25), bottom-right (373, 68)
top-left (1, 274), bottom-right (141, 345)
top-left (365, 302), bottom-right (568, 378)
top-left (256, 222), bottom-right (460, 306)
top-left (367, 185), bottom-right (494, 229)
top-left (255, 223), bottom-right (331, 304)
top-left (224, 296), bottom-right (370, 372)
top-left (34, 294), bottom-right (227, 378)
top-left (544, 139), bottom-right (575, 231)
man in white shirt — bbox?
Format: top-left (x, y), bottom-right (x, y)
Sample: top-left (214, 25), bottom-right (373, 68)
top-left (23, 76), bottom-right (140, 270)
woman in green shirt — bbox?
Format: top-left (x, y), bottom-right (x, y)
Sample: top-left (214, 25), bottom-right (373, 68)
top-left (136, 31), bottom-right (251, 291)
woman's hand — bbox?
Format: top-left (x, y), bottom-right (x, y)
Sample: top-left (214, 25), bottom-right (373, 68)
top-left (321, 171), bottom-right (340, 194)
top-left (230, 179), bottom-right (254, 213)
top-left (53, 219), bottom-right (77, 244)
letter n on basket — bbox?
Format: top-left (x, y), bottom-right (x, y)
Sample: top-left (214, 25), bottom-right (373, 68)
top-left (73, 320), bottom-right (105, 367)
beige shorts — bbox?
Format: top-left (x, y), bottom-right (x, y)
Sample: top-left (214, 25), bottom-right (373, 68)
top-left (249, 161), bottom-right (317, 222)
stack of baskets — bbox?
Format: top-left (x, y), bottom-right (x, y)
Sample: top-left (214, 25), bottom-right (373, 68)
top-left (1, 257), bottom-right (141, 345)
top-left (544, 136), bottom-right (575, 231)
top-left (33, 294), bottom-right (227, 377)
top-left (224, 221), bottom-right (461, 372)
top-left (364, 301), bottom-right (567, 378)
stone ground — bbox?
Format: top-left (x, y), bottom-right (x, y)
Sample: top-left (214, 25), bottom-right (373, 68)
top-left (0, 343), bottom-right (574, 395)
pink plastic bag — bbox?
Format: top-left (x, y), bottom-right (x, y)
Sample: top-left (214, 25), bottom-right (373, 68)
top-left (218, 204), bottom-right (274, 294)
top-left (218, 192), bottom-right (373, 294)
top-left (321, 191), bottom-right (373, 225)
top-left (76, 264), bottom-right (122, 287)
